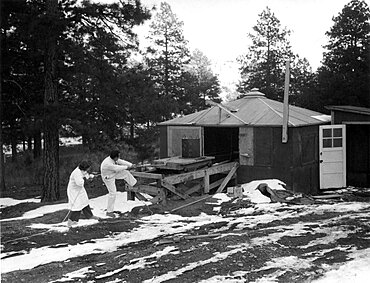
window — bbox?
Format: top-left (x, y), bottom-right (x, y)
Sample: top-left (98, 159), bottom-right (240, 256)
top-left (322, 128), bottom-right (343, 148)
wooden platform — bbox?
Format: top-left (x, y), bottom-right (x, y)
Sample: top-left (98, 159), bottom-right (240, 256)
top-left (128, 161), bottom-right (239, 204)
top-left (152, 156), bottom-right (215, 172)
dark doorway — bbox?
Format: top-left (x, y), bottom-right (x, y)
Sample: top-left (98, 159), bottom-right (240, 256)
top-left (204, 127), bottom-right (239, 163)
top-left (347, 124), bottom-right (370, 187)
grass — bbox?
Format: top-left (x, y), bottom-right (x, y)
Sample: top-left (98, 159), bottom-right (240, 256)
top-left (2, 144), bottom-right (139, 196)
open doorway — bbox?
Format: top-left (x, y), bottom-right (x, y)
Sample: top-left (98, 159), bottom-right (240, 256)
top-left (346, 124), bottom-right (370, 187)
top-left (203, 127), bottom-right (239, 163)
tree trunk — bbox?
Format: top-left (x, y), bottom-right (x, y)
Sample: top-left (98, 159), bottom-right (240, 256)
top-left (41, 0), bottom-right (60, 202)
top-left (0, 79), bottom-right (6, 193)
top-left (10, 123), bottom-right (17, 162)
top-left (33, 128), bottom-right (42, 158)
top-left (27, 136), bottom-right (32, 152)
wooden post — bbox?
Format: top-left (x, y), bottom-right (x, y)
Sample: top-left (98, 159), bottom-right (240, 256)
top-left (282, 59), bottom-right (290, 143)
top-left (204, 170), bottom-right (210, 193)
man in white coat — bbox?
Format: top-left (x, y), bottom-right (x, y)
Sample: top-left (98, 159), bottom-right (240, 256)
top-left (67, 160), bottom-right (99, 228)
top-left (100, 150), bottom-right (137, 217)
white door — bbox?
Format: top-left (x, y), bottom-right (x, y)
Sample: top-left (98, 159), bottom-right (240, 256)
top-left (319, 125), bottom-right (346, 189)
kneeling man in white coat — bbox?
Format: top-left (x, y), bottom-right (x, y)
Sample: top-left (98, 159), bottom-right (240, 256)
top-left (67, 160), bottom-right (99, 228)
top-left (100, 150), bottom-right (137, 217)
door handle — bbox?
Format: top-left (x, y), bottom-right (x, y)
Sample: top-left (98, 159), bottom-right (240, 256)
top-left (320, 160), bottom-right (323, 163)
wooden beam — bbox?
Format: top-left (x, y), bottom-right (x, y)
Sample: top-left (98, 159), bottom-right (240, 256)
top-left (163, 162), bottom-right (237, 185)
top-left (185, 183), bottom-right (203, 195)
top-left (170, 195), bottom-right (212, 212)
top-left (209, 178), bottom-right (225, 190)
top-left (216, 163), bottom-right (239, 193)
top-left (204, 170), bottom-right (210, 193)
top-left (126, 185), bottom-right (161, 196)
top-left (162, 181), bottom-right (189, 199)
top-left (135, 192), bottom-right (148, 201)
top-left (132, 171), bottom-right (163, 180)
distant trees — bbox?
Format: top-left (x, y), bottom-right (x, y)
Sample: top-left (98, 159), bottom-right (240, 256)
top-left (186, 49), bottom-right (221, 111)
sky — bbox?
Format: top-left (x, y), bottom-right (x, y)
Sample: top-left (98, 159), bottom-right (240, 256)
top-left (1, 179), bottom-right (370, 282)
top-left (137, 0), bottom-right (359, 67)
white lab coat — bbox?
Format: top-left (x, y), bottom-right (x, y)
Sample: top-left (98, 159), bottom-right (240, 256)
top-left (100, 156), bottom-right (137, 212)
top-left (67, 167), bottom-right (91, 211)
top-left (100, 157), bottom-right (133, 180)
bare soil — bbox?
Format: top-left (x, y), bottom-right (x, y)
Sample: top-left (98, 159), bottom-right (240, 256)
top-left (1, 180), bottom-right (370, 283)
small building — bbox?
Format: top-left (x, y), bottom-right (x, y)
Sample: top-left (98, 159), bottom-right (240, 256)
top-left (322, 105), bottom-right (370, 188)
top-left (158, 90), bottom-right (331, 194)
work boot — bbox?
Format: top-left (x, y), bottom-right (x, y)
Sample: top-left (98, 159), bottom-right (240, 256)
top-left (67, 219), bottom-right (78, 228)
top-left (90, 215), bottom-right (100, 220)
top-left (106, 212), bottom-right (116, 218)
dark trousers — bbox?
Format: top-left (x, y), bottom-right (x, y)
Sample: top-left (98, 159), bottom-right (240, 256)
top-left (69, 205), bottom-right (93, 222)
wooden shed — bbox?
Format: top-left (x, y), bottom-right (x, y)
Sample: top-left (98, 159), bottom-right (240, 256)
top-left (158, 90), bottom-right (331, 194)
top-left (323, 105), bottom-right (370, 188)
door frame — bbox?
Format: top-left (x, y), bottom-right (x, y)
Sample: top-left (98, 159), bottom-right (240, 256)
top-left (319, 124), bottom-right (346, 189)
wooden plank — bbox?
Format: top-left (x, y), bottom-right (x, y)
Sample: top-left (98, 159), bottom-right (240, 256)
top-left (162, 181), bottom-right (189, 200)
top-left (137, 185), bottom-right (161, 195)
top-left (132, 171), bottom-right (163, 180)
top-left (204, 170), bottom-right (210, 193)
top-left (135, 192), bottom-right (148, 201)
top-left (149, 195), bottom-right (161, 204)
top-left (185, 183), bottom-right (203, 195)
top-left (205, 162), bottom-right (237, 175)
top-left (163, 162), bottom-right (237, 185)
top-left (216, 163), bottom-right (239, 193)
top-left (312, 194), bottom-right (342, 199)
top-left (209, 178), bottom-right (224, 190)
top-left (170, 195), bottom-right (212, 212)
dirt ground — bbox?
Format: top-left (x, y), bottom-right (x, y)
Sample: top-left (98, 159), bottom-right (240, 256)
top-left (1, 180), bottom-right (370, 283)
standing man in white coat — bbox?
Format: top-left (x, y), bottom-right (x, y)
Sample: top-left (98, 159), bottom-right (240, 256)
top-left (67, 160), bottom-right (99, 228)
top-left (100, 150), bottom-right (137, 217)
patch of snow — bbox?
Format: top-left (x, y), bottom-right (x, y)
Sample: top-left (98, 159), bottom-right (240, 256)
top-left (0, 197), bottom-right (40, 208)
top-left (241, 179), bottom-right (286, 203)
top-left (49, 266), bottom-right (94, 282)
top-left (312, 248), bottom-right (370, 283)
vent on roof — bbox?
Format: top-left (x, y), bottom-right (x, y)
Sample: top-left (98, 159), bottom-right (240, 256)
top-left (244, 88), bottom-right (265, 97)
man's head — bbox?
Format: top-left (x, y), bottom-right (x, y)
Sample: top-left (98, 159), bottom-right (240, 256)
top-left (79, 160), bottom-right (91, 172)
top-left (110, 150), bottom-right (120, 161)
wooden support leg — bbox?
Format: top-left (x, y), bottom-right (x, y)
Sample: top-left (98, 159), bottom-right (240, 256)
top-left (204, 170), bottom-right (210, 194)
top-left (127, 190), bottom-right (135, 201)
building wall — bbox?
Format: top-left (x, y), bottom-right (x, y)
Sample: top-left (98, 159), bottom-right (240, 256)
top-left (237, 125), bottom-right (319, 194)
top-left (159, 124), bottom-right (320, 194)
top-left (159, 126), bottom-right (168, 158)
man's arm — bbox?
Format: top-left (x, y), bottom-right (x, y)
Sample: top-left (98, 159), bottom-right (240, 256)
top-left (116, 158), bottom-right (133, 169)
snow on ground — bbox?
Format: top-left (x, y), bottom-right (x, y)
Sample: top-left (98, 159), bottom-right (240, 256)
top-left (1, 179), bottom-right (370, 282)
top-left (0, 197), bottom-right (40, 209)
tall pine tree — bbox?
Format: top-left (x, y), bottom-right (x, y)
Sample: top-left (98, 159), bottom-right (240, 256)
top-left (237, 7), bottom-right (293, 101)
top-left (316, 0), bottom-right (370, 111)
top-left (145, 2), bottom-right (190, 118)
top-left (237, 7), bottom-right (315, 103)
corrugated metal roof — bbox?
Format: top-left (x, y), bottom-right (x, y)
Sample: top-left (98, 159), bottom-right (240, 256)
top-left (160, 90), bottom-right (330, 127)
top-left (326, 105), bottom-right (370, 116)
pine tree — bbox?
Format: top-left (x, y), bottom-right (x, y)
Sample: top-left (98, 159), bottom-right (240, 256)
top-left (42, 0), bottom-right (60, 202)
top-left (317, 0), bottom-right (370, 110)
top-left (145, 2), bottom-right (191, 118)
top-left (237, 7), bottom-right (294, 101)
